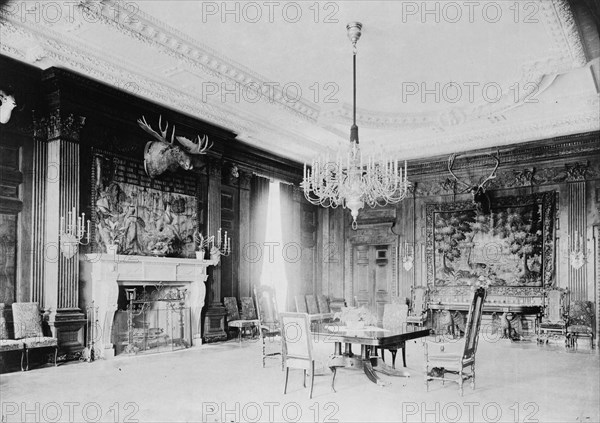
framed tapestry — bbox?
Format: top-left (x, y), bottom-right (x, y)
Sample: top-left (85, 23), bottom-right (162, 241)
top-left (90, 150), bottom-right (204, 258)
top-left (426, 192), bottom-right (555, 293)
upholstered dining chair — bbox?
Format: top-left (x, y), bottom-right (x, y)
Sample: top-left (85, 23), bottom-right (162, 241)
top-left (254, 285), bottom-right (283, 368)
top-left (566, 300), bottom-right (595, 349)
top-left (375, 302), bottom-right (409, 369)
top-left (537, 288), bottom-right (568, 344)
top-left (406, 286), bottom-right (429, 329)
top-left (424, 287), bottom-right (486, 396)
top-left (280, 312), bottom-right (325, 399)
top-left (224, 297), bottom-right (259, 344)
top-left (11, 302), bottom-right (58, 371)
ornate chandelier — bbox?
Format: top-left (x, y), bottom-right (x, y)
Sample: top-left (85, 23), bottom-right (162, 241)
top-left (301, 22), bottom-right (409, 230)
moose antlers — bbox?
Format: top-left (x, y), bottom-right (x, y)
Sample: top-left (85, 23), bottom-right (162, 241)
top-left (176, 134), bottom-right (213, 155)
top-left (137, 115), bottom-right (175, 145)
top-left (137, 115), bottom-right (212, 155)
top-left (447, 149), bottom-right (500, 193)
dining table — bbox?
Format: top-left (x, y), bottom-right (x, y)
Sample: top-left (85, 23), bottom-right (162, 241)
top-left (311, 323), bottom-right (431, 388)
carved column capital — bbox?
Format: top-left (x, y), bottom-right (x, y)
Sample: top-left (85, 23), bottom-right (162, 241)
top-left (33, 109), bottom-right (86, 142)
top-left (221, 162), bottom-right (239, 186)
top-left (206, 157), bottom-right (223, 179)
top-left (564, 162), bottom-right (589, 182)
top-left (238, 170), bottom-right (252, 190)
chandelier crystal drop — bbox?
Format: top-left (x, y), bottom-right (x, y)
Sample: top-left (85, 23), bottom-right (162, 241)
top-left (300, 22), bottom-right (409, 229)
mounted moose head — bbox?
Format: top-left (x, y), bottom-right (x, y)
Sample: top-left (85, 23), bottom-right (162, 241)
top-left (447, 150), bottom-right (500, 214)
top-left (137, 115), bottom-right (213, 178)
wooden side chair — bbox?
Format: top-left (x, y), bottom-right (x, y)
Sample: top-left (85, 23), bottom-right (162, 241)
top-left (566, 300), bottom-right (595, 349)
top-left (376, 302), bottom-right (409, 369)
top-left (224, 297), bottom-right (259, 344)
top-left (11, 302), bottom-right (58, 371)
top-left (537, 288), bottom-right (568, 344)
top-left (406, 286), bottom-right (429, 329)
top-left (254, 285), bottom-right (283, 368)
top-left (295, 296), bottom-right (308, 313)
top-left (424, 287), bottom-right (486, 396)
top-left (281, 312), bottom-right (328, 399)
top-left (316, 295), bottom-right (335, 321)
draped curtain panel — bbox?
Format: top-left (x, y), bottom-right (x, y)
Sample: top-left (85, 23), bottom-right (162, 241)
top-left (250, 175), bottom-right (270, 291)
top-left (280, 183), bottom-right (301, 312)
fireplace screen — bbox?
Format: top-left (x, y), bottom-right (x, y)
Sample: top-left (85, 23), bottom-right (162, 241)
top-left (112, 285), bottom-right (192, 356)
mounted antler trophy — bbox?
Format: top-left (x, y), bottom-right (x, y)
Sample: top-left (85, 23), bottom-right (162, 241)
top-left (137, 115), bottom-right (212, 178)
top-left (447, 150), bottom-right (500, 214)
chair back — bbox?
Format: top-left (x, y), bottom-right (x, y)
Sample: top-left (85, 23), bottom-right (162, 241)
top-left (295, 296), bottom-right (308, 313)
top-left (568, 300), bottom-right (594, 328)
top-left (544, 288), bottom-right (567, 324)
top-left (317, 295), bottom-right (331, 314)
top-left (382, 303), bottom-right (409, 331)
top-left (254, 285), bottom-right (280, 327)
top-left (280, 312), bottom-right (313, 361)
top-left (223, 297), bottom-right (241, 322)
top-left (305, 295), bottom-right (319, 315)
top-left (462, 287), bottom-right (486, 362)
top-left (410, 286), bottom-right (428, 316)
top-left (12, 302), bottom-right (44, 339)
top-left (240, 297), bottom-right (258, 320)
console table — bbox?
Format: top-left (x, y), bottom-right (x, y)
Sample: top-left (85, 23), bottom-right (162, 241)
top-left (428, 290), bottom-right (544, 339)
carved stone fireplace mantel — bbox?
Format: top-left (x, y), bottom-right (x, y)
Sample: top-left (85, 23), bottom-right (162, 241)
top-left (79, 254), bottom-right (218, 359)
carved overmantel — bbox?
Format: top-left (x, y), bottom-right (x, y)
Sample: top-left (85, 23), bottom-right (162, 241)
top-left (79, 254), bottom-right (218, 359)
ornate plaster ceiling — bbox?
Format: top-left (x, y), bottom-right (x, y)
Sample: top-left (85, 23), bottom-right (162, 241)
top-left (1, 0), bottom-right (598, 163)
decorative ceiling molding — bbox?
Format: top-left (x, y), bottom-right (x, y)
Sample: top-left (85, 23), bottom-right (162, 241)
top-left (0, 0), bottom-right (596, 162)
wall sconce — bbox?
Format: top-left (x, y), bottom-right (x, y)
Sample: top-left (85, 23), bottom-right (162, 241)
top-left (568, 231), bottom-right (586, 270)
top-left (0, 89), bottom-right (17, 124)
top-left (60, 207), bottom-right (90, 259)
top-left (403, 242), bottom-right (414, 271)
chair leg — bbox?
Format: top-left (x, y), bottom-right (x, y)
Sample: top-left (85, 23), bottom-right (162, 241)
top-left (20, 349), bottom-right (25, 372)
top-left (330, 367), bottom-right (337, 393)
top-left (54, 347), bottom-right (58, 367)
top-left (303, 369), bottom-right (306, 388)
top-left (25, 348), bottom-right (29, 371)
top-left (309, 361), bottom-right (315, 399)
top-left (284, 367), bottom-right (289, 394)
top-left (458, 369), bottom-right (464, 396)
top-left (262, 339), bottom-right (266, 368)
top-left (402, 347), bottom-right (407, 368)
top-left (390, 350), bottom-right (397, 369)
top-left (471, 364), bottom-right (476, 390)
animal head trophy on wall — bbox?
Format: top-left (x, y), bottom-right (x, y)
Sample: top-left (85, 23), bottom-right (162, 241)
top-left (0, 88), bottom-right (17, 124)
top-left (137, 115), bottom-right (213, 178)
top-left (447, 150), bottom-right (500, 214)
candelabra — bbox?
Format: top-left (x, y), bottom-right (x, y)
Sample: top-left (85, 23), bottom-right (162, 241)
top-left (60, 207), bottom-right (90, 259)
top-left (194, 228), bottom-right (231, 261)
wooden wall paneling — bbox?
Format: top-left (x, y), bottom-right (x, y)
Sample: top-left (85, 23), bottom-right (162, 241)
top-left (0, 134), bottom-right (24, 305)
top-left (594, 225), bottom-right (600, 347)
top-left (220, 183), bottom-right (239, 299)
top-left (238, 171), bottom-right (251, 298)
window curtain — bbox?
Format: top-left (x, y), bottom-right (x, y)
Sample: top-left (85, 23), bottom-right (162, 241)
top-left (280, 183), bottom-right (301, 312)
top-left (250, 174), bottom-right (270, 292)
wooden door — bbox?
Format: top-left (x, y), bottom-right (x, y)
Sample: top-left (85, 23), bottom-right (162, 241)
top-left (353, 243), bottom-right (394, 325)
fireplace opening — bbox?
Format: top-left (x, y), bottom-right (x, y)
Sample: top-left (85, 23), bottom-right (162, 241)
top-left (112, 283), bottom-right (192, 356)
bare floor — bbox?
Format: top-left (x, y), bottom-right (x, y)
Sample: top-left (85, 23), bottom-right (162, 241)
top-left (1, 336), bottom-right (598, 423)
